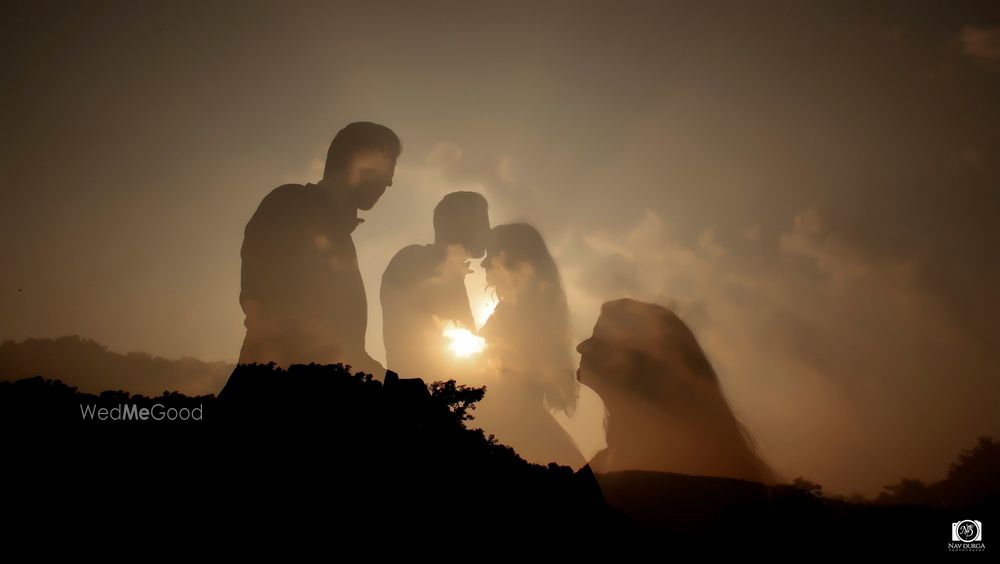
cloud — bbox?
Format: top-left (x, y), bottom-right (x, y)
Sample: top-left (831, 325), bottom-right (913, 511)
top-left (425, 141), bottom-right (519, 189)
top-left (960, 25), bottom-right (1000, 70)
top-left (496, 155), bottom-right (518, 185)
top-left (567, 209), bottom-right (728, 317)
top-left (778, 208), bottom-right (869, 286)
top-left (281, 151), bottom-right (327, 185)
top-left (425, 141), bottom-right (464, 174)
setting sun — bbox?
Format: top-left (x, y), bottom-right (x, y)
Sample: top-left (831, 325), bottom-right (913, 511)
top-left (442, 321), bottom-right (486, 358)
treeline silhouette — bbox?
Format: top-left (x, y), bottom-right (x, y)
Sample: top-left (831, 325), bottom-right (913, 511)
top-left (876, 436), bottom-right (1000, 509)
top-left (2, 363), bottom-right (996, 552)
top-left (0, 335), bottom-right (231, 395)
top-left (3, 363), bottom-right (614, 542)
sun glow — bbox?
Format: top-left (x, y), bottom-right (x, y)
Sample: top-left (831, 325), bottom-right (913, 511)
top-left (475, 294), bottom-right (499, 330)
top-left (442, 321), bottom-right (486, 358)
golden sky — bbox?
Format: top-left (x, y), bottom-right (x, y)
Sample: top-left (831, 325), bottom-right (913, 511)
top-left (2, 0), bottom-right (999, 496)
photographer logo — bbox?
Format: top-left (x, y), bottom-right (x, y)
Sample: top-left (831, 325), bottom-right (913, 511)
top-left (950, 520), bottom-right (985, 552)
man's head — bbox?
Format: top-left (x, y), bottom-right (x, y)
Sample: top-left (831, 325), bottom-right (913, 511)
top-left (433, 191), bottom-right (491, 258)
top-left (322, 122), bottom-right (402, 210)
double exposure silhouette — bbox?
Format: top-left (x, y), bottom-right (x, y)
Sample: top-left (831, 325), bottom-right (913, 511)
top-left (380, 191), bottom-right (490, 381)
top-left (578, 298), bottom-right (774, 483)
top-left (236, 122), bottom-right (400, 376)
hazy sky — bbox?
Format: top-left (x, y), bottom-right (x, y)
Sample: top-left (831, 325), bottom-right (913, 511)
top-left (3, 0), bottom-right (999, 496)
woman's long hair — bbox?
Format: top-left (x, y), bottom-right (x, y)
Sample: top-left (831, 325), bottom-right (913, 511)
top-left (595, 298), bottom-right (777, 483)
top-left (482, 223), bottom-right (578, 413)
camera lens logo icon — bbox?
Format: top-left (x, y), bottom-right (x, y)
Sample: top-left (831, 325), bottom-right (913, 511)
top-left (952, 520), bottom-right (982, 542)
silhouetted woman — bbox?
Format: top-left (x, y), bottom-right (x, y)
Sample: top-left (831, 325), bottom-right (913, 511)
top-left (577, 298), bottom-right (774, 483)
top-left (474, 223), bottom-right (585, 468)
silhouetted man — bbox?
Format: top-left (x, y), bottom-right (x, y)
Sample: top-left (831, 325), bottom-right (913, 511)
top-left (237, 122), bottom-right (401, 376)
top-left (380, 191), bottom-right (490, 380)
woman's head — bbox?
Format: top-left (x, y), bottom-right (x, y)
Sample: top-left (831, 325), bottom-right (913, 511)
top-left (481, 223), bottom-right (564, 307)
top-left (577, 298), bottom-right (776, 482)
top-left (576, 298), bottom-right (719, 404)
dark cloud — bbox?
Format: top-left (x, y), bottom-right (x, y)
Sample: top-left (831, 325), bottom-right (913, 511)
top-left (961, 25), bottom-right (1000, 70)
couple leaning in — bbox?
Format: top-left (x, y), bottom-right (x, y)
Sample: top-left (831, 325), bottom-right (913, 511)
top-left (233, 121), bottom-right (774, 484)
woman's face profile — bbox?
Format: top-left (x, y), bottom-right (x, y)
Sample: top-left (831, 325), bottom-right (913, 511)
top-left (576, 314), bottom-right (642, 393)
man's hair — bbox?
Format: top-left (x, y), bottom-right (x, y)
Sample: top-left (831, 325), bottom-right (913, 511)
top-left (323, 122), bottom-right (402, 180)
top-left (433, 191), bottom-right (489, 239)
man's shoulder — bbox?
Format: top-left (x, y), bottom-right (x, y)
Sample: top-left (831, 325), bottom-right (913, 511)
top-left (260, 183), bottom-right (317, 209)
top-left (395, 243), bottom-right (437, 259)
top-left (383, 244), bottom-right (441, 283)
top-left (386, 244), bottom-right (439, 269)
top-left (248, 184), bottom-right (318, 223)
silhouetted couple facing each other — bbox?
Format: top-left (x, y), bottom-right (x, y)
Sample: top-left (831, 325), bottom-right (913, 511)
top-left (380, 193), bottom-right (583, 467)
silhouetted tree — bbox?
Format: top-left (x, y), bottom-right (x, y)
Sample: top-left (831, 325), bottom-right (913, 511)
top-left (877, 435), bottom-right (999, 508)
top-left (790, 476), bottom-right (824, 497)
top-left (878, 478), bottom-right (935, 506)
top-left (429, 379), bottom-right (485, 422)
